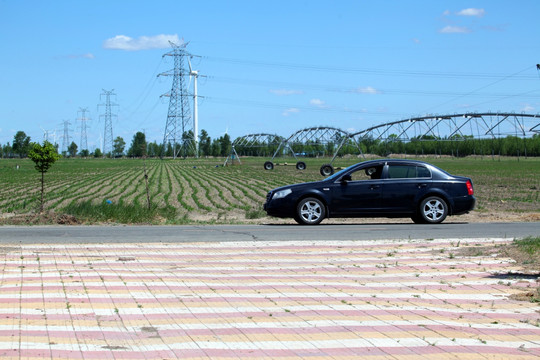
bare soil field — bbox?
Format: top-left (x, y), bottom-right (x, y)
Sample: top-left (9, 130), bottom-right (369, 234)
top-left (0, 156), bottom-right (538, 225)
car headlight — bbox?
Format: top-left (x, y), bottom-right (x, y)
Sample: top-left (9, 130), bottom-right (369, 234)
top-left (272, 188), bottom-right (292, 200)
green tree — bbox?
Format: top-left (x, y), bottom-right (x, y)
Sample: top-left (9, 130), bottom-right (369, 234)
top-left (13, 131), bottom-right (31, 158)
top-left (199, 129), bottom-right (211, 156)
top-left (211, 138), bottom-right (221, 157)
top-left (2, 143), bottom-right (13, 158)
top-left (68, 142), bottom-right (78, 157)
top-left (147, 141), bottom-right (162, 157)
top-left (219, 133), bottom-right (232, 156)
top-left (79, 149), bottom-right (90, 157)
top-left (128, 132), bottom-right (146, 157)
top-left (28, 141), bottom-right (61, 212)
top-left (113, 136), bottom-right (126, 157)
top-left (93, 148), bottom-right (103, 158)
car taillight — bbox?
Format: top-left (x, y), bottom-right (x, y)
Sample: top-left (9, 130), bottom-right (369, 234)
top-left (466, 180), bottom-right (474, 195)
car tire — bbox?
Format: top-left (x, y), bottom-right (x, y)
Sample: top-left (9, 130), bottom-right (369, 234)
top-left (296, 161), bottom-right (306, 170)
top-left (419, 196), bottom-right (448, 224)
top-left (411, 215), bottom-right (425, 224)
top-left (320, 164), bottom-right (334, 176)
top-left (295, 197), bottom-right (326, 225)
top-left (264, 161), bottom-right (274, 170)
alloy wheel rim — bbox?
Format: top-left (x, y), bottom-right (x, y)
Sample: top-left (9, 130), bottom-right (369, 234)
top-left (301, 201), bottom-right (321, 223)
top-left (423, 200), bottom-right (444, 221)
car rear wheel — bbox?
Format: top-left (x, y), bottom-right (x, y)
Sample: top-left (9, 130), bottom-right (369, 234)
top-left (295, 197), bottom-right (325, 225)
top-left (419, 196), bottom-right (448, 224)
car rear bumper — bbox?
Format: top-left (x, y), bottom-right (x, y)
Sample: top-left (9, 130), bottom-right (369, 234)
top-left (452, 196), bottom-right (476, 215)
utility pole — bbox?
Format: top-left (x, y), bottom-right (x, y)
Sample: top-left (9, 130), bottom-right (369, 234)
top-left (77, 107), bottom-right (90, 152)
top-left (158, 41), bottom-right (194, 159)
top-left (61, 120), bottom-right (72, 154)
top-left (98, 89), bottom-right (118, 157)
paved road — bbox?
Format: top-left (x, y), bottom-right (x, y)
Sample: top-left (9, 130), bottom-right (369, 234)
top-left (0, 222), bottom-right (538, 244)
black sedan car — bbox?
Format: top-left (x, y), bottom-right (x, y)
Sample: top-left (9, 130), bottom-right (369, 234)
top-left (264, 159), bottom-right (475, 225)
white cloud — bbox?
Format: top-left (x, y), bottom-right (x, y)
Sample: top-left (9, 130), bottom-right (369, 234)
top-left (310, 99), bottom-right (326, 108)
top-left (439, 26), bottom-right (471, 34)
top-left (103, 34), bottom-right (182, 51)
top-left (456, 8), bottom-right (485, 17)
top-left (269, 89), bottom-right (303, 96)
top-left (282, 108), bottom-right (300, 116)
top-left (354, 86), bottom-right (380, 94)
top-left (521, 105), bottom-right (534, 112)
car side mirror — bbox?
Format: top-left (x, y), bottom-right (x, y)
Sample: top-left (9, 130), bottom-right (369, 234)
top-left (341, 174), bottom-right (352, 183)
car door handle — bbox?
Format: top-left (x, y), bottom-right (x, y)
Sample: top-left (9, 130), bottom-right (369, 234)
top-left (370, 185), bottom-right (380, 190)
top-left (417, 183), bottom-right (427, 188)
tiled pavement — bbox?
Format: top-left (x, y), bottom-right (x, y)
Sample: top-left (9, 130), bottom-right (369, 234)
top-left (0, 238), bottom-right (539, 359)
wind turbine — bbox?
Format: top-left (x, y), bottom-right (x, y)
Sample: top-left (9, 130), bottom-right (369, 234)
top-left (188, 57), bottom-right (199, 157)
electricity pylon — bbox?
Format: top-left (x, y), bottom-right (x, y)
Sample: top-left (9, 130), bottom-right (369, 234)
top-left (158, 41), bottom-right (194, 159)
top-left (98, 89), bottom-right (118, 157)
top-left (61, 120), bottom-right (72, 153)
top-left (77, 107), bottom-right (90, 152)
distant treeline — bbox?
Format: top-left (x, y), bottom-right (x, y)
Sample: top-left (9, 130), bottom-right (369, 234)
top-left (3, 131), bottom-right (540, 159)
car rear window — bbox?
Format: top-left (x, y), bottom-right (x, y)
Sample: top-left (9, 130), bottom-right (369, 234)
top-left (388, 165), bottom-right (431, 179)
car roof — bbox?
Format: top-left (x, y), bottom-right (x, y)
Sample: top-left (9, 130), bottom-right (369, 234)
top-left (360, 159), bottom-right (431, 165)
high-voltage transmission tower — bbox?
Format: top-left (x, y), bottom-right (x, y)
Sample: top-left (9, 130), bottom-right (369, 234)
top-left (158, 41), bottom-right (194, 159)
top-left (77, 107), bottom-right (90, 151)
top-left (98, 89), bottom-right (118, 156)
top-left (61, 120), bottom-right (72, 154)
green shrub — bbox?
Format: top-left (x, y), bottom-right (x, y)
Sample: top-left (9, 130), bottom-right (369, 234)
top-left (64, 200), bottom-right (176, 224)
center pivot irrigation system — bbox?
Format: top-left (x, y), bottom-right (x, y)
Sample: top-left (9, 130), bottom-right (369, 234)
top-left (231, 112), bottom-right (540, 176)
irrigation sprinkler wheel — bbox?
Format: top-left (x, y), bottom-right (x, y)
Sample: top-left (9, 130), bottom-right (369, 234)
top-left (296, 161), bottom-right (306, 170)
top-left (320, 164), bottom-right (334, 176)
top-left (263, 161), bottom-right (274, 170)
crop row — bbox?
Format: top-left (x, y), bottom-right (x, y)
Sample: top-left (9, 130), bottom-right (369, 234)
top-left (1, 156), bottom-right (538, 223)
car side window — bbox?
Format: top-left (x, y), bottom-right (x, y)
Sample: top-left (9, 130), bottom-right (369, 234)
top-left (349, 165), bottom-right (383, 181)
top-left (388, 165), bottom-right (431, 178)
top-left (417, 166), bottom-right (431, 178)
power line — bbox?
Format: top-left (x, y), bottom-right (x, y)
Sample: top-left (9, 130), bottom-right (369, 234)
top-left (421, 65), bottom-right (535, 113)
top-left (208, 75), bottom-right (540, 99)
top-left (204, 56), bottom-right (537, 80)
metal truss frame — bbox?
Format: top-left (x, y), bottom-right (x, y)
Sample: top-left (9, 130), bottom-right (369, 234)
top-left (351, 113), bottom-right (540, 143)
top-left (269, 126), bottom-right (354, 161)
top-left (232, 113), bottom-right (540, 165)
top-left (232, 133), bottom-right (284, 148)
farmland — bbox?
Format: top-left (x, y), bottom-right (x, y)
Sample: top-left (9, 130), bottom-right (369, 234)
top-left (0, 156), bottom-right (539, 224)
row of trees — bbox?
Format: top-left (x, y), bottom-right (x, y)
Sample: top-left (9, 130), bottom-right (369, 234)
top-left (5, 130), bottom-right (540, 159)
top-left (125, 130), bottom-right (233, 158)
top-left (0, 130), bottom-right (233, 159)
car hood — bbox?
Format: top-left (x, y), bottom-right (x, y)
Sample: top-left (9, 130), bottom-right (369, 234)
top-left (270, 180), bottom-right (323, 193)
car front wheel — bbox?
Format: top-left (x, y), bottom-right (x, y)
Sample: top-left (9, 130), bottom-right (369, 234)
top-left (295, 197), bottom-right (326, 225)
top-left (419, 196), bottom-right (448, 224)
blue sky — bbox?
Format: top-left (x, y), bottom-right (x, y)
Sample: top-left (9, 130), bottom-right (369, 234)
top-left (1, 0), bottom-right (539, 151)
